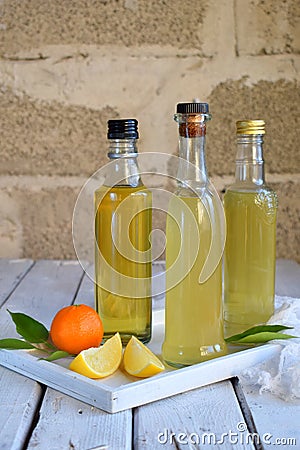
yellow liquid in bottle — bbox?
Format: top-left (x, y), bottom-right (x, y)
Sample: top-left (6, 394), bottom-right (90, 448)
top-left (95, 185), bottom-right (152, 344)
top-left (224, 189), bottom-right (277, 337)
top-left (162, 195), bottom-right (227, 367)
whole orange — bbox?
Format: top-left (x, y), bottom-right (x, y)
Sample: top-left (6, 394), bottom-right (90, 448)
top-left (50, 304), bottom-right (103, 354)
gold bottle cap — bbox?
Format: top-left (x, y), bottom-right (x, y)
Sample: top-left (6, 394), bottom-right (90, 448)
top-left (236, 120), bottom-right (265, 135)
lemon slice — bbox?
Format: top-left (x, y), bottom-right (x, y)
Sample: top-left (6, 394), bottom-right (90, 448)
top-left (123, 336), bottom-right (165, 378)
top-left (69, 333), bottom-right (122, 379)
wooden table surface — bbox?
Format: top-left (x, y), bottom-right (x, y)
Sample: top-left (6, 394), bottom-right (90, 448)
top-left (0, 259), bottom-right (299, 450)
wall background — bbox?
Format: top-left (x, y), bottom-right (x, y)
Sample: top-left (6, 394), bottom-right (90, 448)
top-left (0, 0), bottom-right (299, 261)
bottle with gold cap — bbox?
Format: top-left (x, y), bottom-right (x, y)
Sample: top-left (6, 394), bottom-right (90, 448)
top-left (224, 120), bottom-right (278, 336)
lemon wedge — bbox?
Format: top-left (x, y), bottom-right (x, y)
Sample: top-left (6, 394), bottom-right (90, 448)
top-left (69, 333), bottom-right (122, 379)
top-left (123, 336), bottom-right (165, 378)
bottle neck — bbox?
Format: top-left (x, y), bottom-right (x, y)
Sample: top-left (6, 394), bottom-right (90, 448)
top-left (177, 134), bottom-right (208, 190)
top-left (175, 116), bottom-right (210, 195)
top-left (107, 138), bottom-right (138, 159)
top-left (105, 139), bottom-right (142, 187)
top-left (234, 134), bottom-right (265, 186)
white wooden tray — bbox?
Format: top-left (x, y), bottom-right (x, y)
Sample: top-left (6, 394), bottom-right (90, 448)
top-left (0, 310), bottom-right (280, 413)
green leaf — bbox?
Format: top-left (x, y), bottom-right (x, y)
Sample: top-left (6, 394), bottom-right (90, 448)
top-left (42, 350), bottom-right (71, 361)
top-left (8, 310), bottom-right (49, 343)
top-left (225, 324), bottom-right (294, 343)
top-left (233, 332), bottom-right (297, 344)
top-left (0, 338), bottom-right (36, 349)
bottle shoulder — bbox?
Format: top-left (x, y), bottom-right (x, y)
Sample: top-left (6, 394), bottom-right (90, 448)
top-left (102, 155), bottom-right (143, 188)
top-left (95, 184), bottom-right (151, 202)
top-left (224, 186), bottom-right (278, 220)
top-left (175, 179), bottom-right (218, 197)
top-left (225, 183), bottom-right (276, 196)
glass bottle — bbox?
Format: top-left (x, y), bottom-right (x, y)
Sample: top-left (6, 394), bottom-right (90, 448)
top-left (94, 119), bottom-right (152, 344)
top-left (162, 103), bottom-right (227, 368)
top-left (224, 120), bottom-right (278, 337)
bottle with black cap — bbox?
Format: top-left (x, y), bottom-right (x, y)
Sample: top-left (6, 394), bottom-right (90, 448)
top-left (224, 120), bottom-right (278, 336)
top-left (94, 119), bottom-right (152, 344)
top-left (162, 103), bottom-right (227, 367)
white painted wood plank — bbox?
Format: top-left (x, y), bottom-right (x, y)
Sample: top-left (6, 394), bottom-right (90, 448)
top-left (27, 388), bottom-right (132, 450)
top-left (109, 342), bottom-right (281, 413)
top-left (0, 259), bottom-right (34, 306)
top-left (134, 381), bottom-right (255, 450)
top-left (242, 388), bottom-right (300, 449)
top-left (0, 260), bottom-right (43, 450)
top-left (75, 269), bottom-right (95, 309)
top-left (25, 263), bottom-right (132, 450)
top-left (276, 259), bottom-right (300, 298)
top-left (241, 258), bottom-right (300, 449)
top-left (3, 258), bottom-right (297, 449)
top-left (0, 310), bottom-right (281, 414)
top-left (0, 349), bottom-right (115, 411)
top-left (152, 261), bottom-right (165, 310)
top-left (0, 260), bottom-right (84, 449)
top-left (78, 261), bottom-right (166, 311)
top-left (152, 259), bottom-right (300, 305)
top-left (76, 259), bottom-right (300, 309)
top-left (0, 366), bottom-right (43, 450)
top-left (0, 259), bottom-right (84, 333)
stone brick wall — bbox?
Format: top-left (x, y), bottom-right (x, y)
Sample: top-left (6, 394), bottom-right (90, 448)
top-left (0, 0), bottom-right (299, 261)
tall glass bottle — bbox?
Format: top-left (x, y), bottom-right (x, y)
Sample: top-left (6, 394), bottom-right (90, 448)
top-left (94, 119), bottom-right (152, 344)
top-left (162, 103), bottom-right (227, 368)
top-left (224, 120), bottom-right (278, 337)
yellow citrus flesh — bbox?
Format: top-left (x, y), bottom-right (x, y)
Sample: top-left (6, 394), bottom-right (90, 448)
top-left (69, 333), bottom-right (122, 379)
top-left (123, 336), bottom-right (165, 378)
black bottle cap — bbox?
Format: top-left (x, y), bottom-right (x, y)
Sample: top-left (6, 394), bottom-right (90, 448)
top-left (107, 119), bottom-right (139, 139)
top-left (176, 103), bottom-right (209, 114)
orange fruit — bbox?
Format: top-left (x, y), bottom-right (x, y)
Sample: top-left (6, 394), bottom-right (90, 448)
top-left (50, 304), bottom-right (103, 354)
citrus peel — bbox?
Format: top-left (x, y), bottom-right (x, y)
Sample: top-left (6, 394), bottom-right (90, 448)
top-left (123, 335), bottom-right (165, 377)
top-left (69, 333), bottom-right (122, 378)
